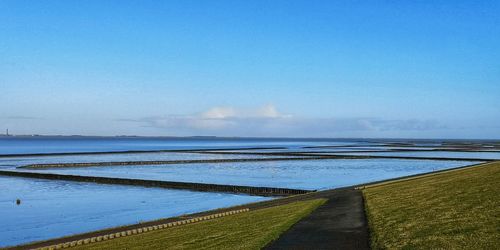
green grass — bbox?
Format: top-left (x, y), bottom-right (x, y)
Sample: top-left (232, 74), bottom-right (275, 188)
top-left (363, 162), bottom-right (500, 249)
top-left (74, 199), bottom-right (326, 250)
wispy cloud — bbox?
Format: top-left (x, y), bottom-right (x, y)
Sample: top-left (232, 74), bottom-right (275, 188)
top-left (200, 104), bottom-right (291, 120)
top-left (3, 116), bottom-right (42, 120)
top-left (117, 104), bottom-right (447, 137)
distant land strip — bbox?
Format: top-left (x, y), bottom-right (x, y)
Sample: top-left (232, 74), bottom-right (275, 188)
top-left (0, 170), bottom-right (312, 197)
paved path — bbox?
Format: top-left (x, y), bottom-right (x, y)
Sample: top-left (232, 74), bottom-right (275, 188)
top-left (264, 188), bottom-right (370, 250)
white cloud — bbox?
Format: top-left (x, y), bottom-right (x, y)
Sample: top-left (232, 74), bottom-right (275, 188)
top-left (254, 104), bottom-right (291, 118)
top-left (200, 107), bottom-right (236, 119)
top-left (2, 116), bottom-right (42, 120)
top-left (199, 104), bottom-right (290, 120)
top-left (118, 104), bottom-right (447, 137)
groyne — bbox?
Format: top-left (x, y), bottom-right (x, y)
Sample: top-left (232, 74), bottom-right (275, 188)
top-left (20, 157), bottom-right (325, 169)
top-left (0, 170), bottom-right (312, 197)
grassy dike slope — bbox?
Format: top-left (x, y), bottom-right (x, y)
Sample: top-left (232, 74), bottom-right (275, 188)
top-left (74, 199), bottom-right (326, 250)
top-left (363, 162), bottom-right (500, 249)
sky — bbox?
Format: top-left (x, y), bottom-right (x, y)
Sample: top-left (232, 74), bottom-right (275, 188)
top-left (1, 1), bottom-right (499, 138)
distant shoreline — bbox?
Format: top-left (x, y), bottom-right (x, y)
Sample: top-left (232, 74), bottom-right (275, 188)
top-left (0, 135), bottom-right (499, 141)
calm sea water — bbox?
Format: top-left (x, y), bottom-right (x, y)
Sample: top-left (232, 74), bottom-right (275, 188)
top-left (0, 176), bottom-right (270, 247)
top-left (0, 152), bottom-right (304, 170)
top-left (27, 159), bottom-right (477, 190)
top-left (327, 151), bottom-right (500, 160)
top-left (1, 136), bottom-right (495, 155)
top-left (0, 136), bottom-right (366, 155)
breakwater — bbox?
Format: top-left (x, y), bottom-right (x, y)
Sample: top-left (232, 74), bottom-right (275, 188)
top-left (0, 170), bottom-right (312, 197)
top-left (19, 157), bottom-right (326, 169)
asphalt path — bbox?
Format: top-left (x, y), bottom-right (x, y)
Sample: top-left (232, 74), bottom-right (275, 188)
top-left (264, 188), bottom-right (370, 250)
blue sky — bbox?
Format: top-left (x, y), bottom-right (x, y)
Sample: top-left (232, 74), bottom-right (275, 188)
top-left (1, 1), bottom-right (499, 138)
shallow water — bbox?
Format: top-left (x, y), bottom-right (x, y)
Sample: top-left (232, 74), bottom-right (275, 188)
top-left (0, 176), bottom-right (270, 247)
top-left (207, 147), bottom-right (391, 153)
top-left (323, 151), bottom-right (500, 160)
top-left (0, 137), bottom-right (363, 155)
top-left (29, 159), bottom-right (478, 190)
top-left (0, 151), bottom-right (302, 170)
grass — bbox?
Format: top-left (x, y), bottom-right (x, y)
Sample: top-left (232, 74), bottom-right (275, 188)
top-left (74, 198), bottom-right (326, 250)
top-left (363, 162), bottom-right (500, 249)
